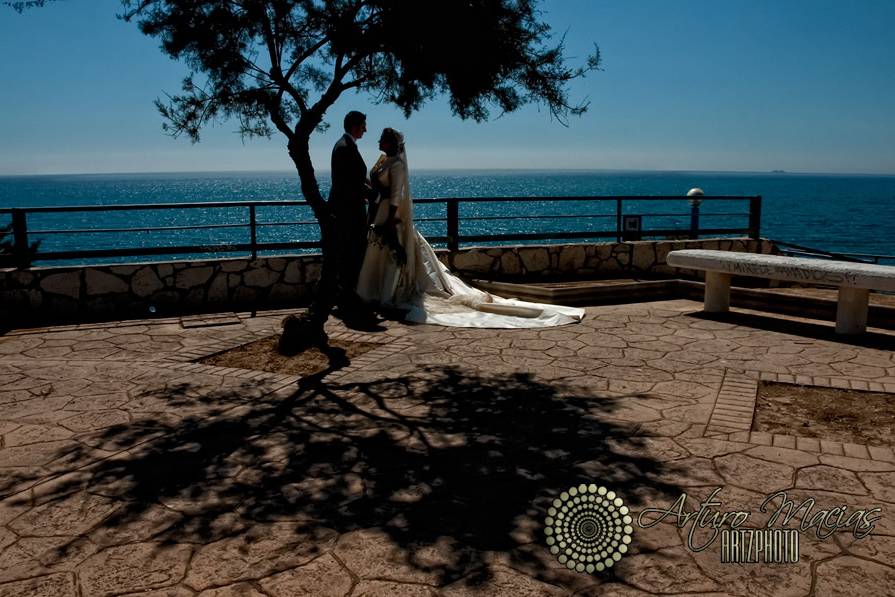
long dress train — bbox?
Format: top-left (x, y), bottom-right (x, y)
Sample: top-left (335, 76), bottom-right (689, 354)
top-left (356, 154), bottom-right (585, 328)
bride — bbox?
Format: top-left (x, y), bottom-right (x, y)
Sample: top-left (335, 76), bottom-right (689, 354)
top-left (356, 128), bottom-right (584, 328)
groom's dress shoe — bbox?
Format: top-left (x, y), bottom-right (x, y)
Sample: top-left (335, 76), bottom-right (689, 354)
top-left (333, 303), bottom-right (381, 329)
top-left (341, 311), bottom-right (383, 332)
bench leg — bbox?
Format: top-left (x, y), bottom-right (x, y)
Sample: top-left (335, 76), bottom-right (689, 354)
top-left (704, 271), bottom-right (731, 312)
top-left (836, 287), bottom-right (869, 334)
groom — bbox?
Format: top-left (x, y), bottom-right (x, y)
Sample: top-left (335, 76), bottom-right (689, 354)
top-left (327, 110), bottom-right (377, 323)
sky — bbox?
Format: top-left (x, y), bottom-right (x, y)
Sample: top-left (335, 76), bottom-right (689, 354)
top-left (1, 0), bottom-right (894, 176)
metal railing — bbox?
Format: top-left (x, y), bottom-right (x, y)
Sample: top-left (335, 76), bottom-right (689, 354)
top-left (0, 195), bottom-right (761, 266)
top-left (772, 239), bottom-right (895, 265)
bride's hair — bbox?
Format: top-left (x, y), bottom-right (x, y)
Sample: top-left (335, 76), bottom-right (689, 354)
top-left (380, 127), bottom-right (405, 157)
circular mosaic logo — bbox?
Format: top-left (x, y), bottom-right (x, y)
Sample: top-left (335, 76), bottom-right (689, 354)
top-left (545, 483), bottom-right (634, 573)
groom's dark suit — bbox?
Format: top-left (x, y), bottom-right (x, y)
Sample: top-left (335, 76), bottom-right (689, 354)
top-left (329, 133), bottom-right (370, 305)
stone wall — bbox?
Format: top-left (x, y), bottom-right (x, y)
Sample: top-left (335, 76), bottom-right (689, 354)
top-left (447, 237), bottom-right (776, 279)
top-left (0, 255), bottom-right (323, 320)
top-left (0, 237), bottom-right (775, 321)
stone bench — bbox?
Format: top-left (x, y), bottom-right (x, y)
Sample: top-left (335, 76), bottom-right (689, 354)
top-left (666, 249), bottom-right (895, 334)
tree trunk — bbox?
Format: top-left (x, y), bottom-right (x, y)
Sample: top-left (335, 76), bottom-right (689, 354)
top-left (278, 135), bottom-right (336, 354)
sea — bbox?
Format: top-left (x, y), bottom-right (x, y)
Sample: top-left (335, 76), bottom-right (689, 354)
top-left (1, 170), bottom-right (894, 265)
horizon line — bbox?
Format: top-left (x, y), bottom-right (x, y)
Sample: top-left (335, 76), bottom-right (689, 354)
top-left (3, 167), bottom-right (895, 178)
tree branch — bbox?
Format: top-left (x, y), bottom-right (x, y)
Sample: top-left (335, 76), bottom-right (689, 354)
top-left (259, 7), bottom-right (308, 115)
top-left (336, 53), bottom-right (366, 80)
top-left (339, 77), bottom-right (369, 92)
top-left (284, 37), bottom-right (330, 81)
top-left (267, 98), bottom-right (294, 140)
top-left (259, 8), bottom-right (281, 75)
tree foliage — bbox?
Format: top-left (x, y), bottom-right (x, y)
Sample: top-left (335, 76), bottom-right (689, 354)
top-left (3, 0), bottom-right (56, 12)
top-left (121, 1), bottom-right (600, 143)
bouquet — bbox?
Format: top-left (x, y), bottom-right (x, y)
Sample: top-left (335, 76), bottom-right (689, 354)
top-left (370, 222), bottom-right (407, 266)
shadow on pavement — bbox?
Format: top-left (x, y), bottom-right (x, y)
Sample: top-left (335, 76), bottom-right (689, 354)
top-left (7, 358), bottom-right (687, 590)
top-left (687, 310), bottom-right (895, 350)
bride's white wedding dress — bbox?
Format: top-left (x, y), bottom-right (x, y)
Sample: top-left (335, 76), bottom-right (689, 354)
top-left (356, 152), bottom-right (584, 328)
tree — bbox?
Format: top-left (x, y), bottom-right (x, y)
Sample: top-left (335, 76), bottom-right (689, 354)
top-left (12, 0), bottom-right (600, 351)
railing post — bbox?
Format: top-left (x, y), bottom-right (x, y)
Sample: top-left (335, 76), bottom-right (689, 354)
top-left (748, 196), bottom-right (762, 240)
top-left (249, 205), bottom-right (257, 260)
top-left (687, 188), bottom-right (704, 240)
top-left (689, 203), bottom-right (700, 239)
top-left (11, 209), bottom-right (29, 268)
top-left (447, 199), bottom-right (459, 252)
top-left (615, 198), bottom-right (622, 243)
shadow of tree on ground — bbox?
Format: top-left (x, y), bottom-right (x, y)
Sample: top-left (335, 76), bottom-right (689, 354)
top-left (9, 359), bottom-right (688, 591)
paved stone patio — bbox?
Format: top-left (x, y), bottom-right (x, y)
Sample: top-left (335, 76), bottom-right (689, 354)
top-left (1, 299), bottom-right (894, 596)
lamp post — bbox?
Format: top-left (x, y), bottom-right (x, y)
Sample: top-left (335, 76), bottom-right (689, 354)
top-left (687, 187), bottom-right (704, 239)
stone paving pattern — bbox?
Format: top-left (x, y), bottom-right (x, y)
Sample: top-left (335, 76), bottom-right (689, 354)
top-left (1, 299), bottom-right (894, 596)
